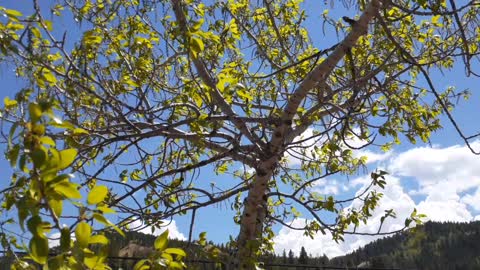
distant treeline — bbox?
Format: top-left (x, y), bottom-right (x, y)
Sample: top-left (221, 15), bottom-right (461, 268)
top-left (3, 221), bottom-right (480, 269)
top-left (330, 221), bottom-right (480, 270)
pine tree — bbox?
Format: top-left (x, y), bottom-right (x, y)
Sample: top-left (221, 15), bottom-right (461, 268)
top-left (282, 249), bottom-right (287, 264)
top-left (288, 249), bottom-right (295, 264)
top-left (298, 246), bottom-right (308, 264)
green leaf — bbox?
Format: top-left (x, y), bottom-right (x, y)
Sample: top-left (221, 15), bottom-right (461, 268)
top-left (53, 182), bottom-right (82, 199)
top-left (45, 173), bottom-right (70, 185)
top-left (88, 234), bottom-right (109, 245)
top-left (48, 197), bottom-right (63, 217)
top-left (92, 213), bottom-right (125, 237)
top-left (154, 230), bottom-right (169, 252)
top-left (31, 147), bottom-right (47, 168)
top-left (198, 232), bottom-right (207, 246)
top-left (60, 227), bottom-right (71, 252)
top-left (44, 20), bottom-right (53, 31)
top-left (29, 236), bottom-right (48, 264)
top-left (134, 259), bottom-right (151, 270)
top-left (29, 103), bottom-right (43, 123)
top-left (84, 252), bottom-right (100, 269)
top-left (189, 36), bottom-right (204, 58)
top-left (27, 216), bottom-right (43, 237)
top-left (3, 96), bottom-right (18, 108)
top-left (72, 128), bottom-right (89, 135)
top-left (97, 205), bottom-right (116, 214)
top-left (50, 119), bottom-right (75, 130)
top-left (414, 0), bottom-right (428, 8)
top-left (39, 136), bottom-right (56, 146)
top-left (130, 169), bottom-right (143, 180)
top-left (7, 144), bottom-right (20, 167)
top-left (58, 148), bottom-right (78, 170)
top-left (7, 122), bottom-right (18, 149)
top-left (164, 248), bottom-right (187, 258)
top-left (47, 255), bottom-right (67, 270)
top-left (168, 261), bottom-right (186, 269)
top-left (87, 185), bottom-right (108, 205)
top-left (75, 222), bottom-right (91, 248)
top-left (5, 9), bottom-right (23, 18)
top-left (17, 199), bottom-right (28, 231)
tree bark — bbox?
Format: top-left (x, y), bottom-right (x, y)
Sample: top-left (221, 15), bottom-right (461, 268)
top-left (234, 0), bottom-right (384, 269)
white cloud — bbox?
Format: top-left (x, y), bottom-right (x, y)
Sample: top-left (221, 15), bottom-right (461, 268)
top-left (355, 149), bottom-right (392, 164)
top-left (286, 128), bottom-right (391, 166)
top-left (312, 178), bottom-right (349, 195)
top-left (462, 187), bottom-right (480, 211)
top-left (48, 232), bottom-right (62, 248)
top-left (285, 128), bottom-right (319, 165)
top-left (388, 141), bottom-right (480, 194)
top-left (274, 141), bottom-right (480, 258)
top-left (130, 219), bottom-right (186, 240)
top-left (274, 176), bottom-right (416, 258)
top-left (48, 226), bottom-right (75, 248)
top-left (274, 218), bottom-right (347, 258)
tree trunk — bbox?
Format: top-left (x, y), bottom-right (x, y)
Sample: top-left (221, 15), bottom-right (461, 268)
top-left (234, 0), bottom-right (384, 269)
top-left (234, 157), bottom-right (277, 269)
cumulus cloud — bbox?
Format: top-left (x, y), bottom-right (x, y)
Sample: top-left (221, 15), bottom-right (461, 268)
top-left (48, 226), bottom-right (75, 248)
top-left (388, 141), bottom-right (480, 194)
top-left (312, 178), bottom-right (349, 195)
top-left (48, 232), bottom-right (63, 248)
top-left (274, 176), bottom-right (416, 258)
top-left (286, 128), bottom-right (391, 166)
top-left (462, 187), bottom-right (480, 211)
top-left (274, 141), bottom-right (480, 258)
top-left (285, 128), bottom-right (319, 165)
top-left (129, 219), bottom-right (186, 240)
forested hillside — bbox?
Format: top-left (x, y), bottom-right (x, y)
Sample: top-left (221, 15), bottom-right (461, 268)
top-left (330, 221), bottom-right (480, 270)
top-left (106, 221), bottom-right (480, 269)
top-left (3, 221), bottom-right (479, 269)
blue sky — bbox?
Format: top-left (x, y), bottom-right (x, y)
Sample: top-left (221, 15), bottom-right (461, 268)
top-left (1, 0), bottom-right (480, 258)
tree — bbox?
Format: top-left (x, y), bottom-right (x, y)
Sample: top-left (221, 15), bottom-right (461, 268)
top-left (298, 246), bottom-right (308, 265)
top-left (288, 250), bottom-right (295, 265)
top-left (282, 249), bottom-right (287, 264)
top-left (1, 0), bottom-right (479, 269)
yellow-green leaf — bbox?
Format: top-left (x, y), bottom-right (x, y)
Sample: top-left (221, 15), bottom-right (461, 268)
top-left (87, 185), bottom-right (108, 205)
top-left (58, 148), bottom-right (77, 170)
top-left (72, 128), bottom-right (89, 135)
top-left (40, 136), bottom-right (56, 146)
top-left (42, 70), bottom-right (57, 84)
top-left (168, 261), bottom-right (186, 269)
top-left (31, 147), bottom-right (47, 168)
top-left (134, 259), bottom-right (151, 270)
top-left (164, 247), bottom-right (187, 258)
top-left (44, 20), bottom-right (53, 31)
top-left (60, 227), bottom-right (71, 252)
top-left (97, 205), bottom-right (116, 214)
top-left (53, 182), bottom-right (82, 199)
top-left (190, 36), bottom-right (204, 56)
top-left (27, 216), bottom-right (43, 237)
top-left (4, 97), bottom-right (18, 108)
top-left (5, 9), bottom-right (22, 17)
top-left (75, 222), bottom-right (91, 248)
top-left (154, 230), bottom-right (169, 251)
top-left (29, 103), bottom-right (43, 123)
top-left (92, 213), bottom-right (125, 237)
top-left (84, 252), bottom-right (100, 269)
top-left (29, 236), bottom-right (48, 264)
top-left (89, 234), bottom-right (109, 245)
top-left (48, 198), bottom-right (63, 217)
